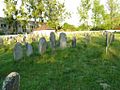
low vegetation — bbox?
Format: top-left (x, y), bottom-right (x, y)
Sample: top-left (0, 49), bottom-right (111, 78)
top-left (0, 33), bottom-right (120, 90)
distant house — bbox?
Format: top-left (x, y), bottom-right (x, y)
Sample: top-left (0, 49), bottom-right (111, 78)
top-left (0, 17), bottom-right (38, 34)
top-left (34, 23), bottom-right (53, 31)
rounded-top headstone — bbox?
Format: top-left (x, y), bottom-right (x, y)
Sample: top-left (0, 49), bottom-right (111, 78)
top-left (38, 37), bottom-right (47, 55)
top-left (14, 42), bottom-right (23, 61)
top-left (50, 32), bottom-right (56, 49)
top-left (2, 72), bottom-right (20, 90)
top-left (59, 33), bottom-right (67, 49)
top-left (26, 43), bottom-right (33, 57)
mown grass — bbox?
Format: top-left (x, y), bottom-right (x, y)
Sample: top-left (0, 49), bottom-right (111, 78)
top-left (0, 32), bottom-right (120, 90)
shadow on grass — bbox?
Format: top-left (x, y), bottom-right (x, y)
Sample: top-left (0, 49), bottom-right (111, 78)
top-left (0, 35), bottom-right (120, 90)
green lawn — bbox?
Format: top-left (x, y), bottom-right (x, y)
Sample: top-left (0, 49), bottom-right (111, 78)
top-left (0, 32), bottom-right (120, 90)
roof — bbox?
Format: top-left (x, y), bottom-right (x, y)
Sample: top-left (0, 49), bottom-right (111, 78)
top-left (34, 23), bottom-right (53, 31)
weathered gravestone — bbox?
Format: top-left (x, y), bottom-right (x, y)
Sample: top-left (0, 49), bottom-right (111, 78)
top-left (38, 37), bottom-right (47, 55)
top-left (72, 36), bottom-right (76, 48)
top-left (0, 37), bottom-right (3, 46)
top-left (84, 33), bottom-right (91, 45)
top-left (110, 32), bottom-right (115, 44)
top-left (23, 36), bottom-right (26, 43)
top-left (26, 43), bottom-right (33, 57)
top-left (2, 72), bottom-right (20, 90)
top-left (105, 31), bottom-right (110, 54)
top-left (14, 42), bottom-right (23, 61)
top-left (59, 33), bottom-right (67, 49)
top-left (50, 32), bottom-right (56, 50)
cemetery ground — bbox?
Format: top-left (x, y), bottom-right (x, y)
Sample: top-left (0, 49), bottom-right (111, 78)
top-left (0, 32), bottom-right (120, 90)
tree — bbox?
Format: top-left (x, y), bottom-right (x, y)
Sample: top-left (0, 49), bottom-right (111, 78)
top-left (62, 23), bottom-right (77, 31)
top-left (44, 0), bottom-right (69, 31)
top-left (92, 0), bottom-right (106, 28)
top-left (78, 0), bottom-right (92, 30)
top-left (3, 0), bottom-right (19, 33)
top-left (106, 0), bottom-right (120, 29)
top-left (25, 0), bottom-right (44, 26)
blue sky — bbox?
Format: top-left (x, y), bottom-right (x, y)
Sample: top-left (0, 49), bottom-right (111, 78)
top-left (0, 0), bottom-right (106, 26)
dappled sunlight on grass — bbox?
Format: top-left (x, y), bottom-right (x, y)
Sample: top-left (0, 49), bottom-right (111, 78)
top-left (0, 33), bottom-right (120, 90)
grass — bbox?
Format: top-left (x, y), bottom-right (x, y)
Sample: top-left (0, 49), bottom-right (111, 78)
top-left (0, 32), bottom-right (120, 90)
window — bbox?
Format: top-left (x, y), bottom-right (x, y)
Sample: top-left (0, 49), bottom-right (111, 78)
top-left (1, 24), bottom-right (7, 28)
top-left (4, 24), bottom-right (6, 27)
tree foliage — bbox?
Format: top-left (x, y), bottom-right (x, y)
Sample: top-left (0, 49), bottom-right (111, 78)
top-left (43, 0), bottom-right (69, 31)
top-left (92, 0), bottom-right (105, 28)
top-left (3, 0), bottom-right (69, 33)
top-left (78, 0), bottom-right (92, 30)
top-left (78, 0), bottom-right (120, 30)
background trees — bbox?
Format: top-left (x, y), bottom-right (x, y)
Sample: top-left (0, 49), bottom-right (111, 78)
top-left (3, 0), bottom-right (68, 33)
top-left (3, 0), bottom-right (120, 32)
top-left (43, 0), bottom-right (69, 31)
top-left (77, 0), bottom-right (92, 30)
top-left (77, 0), bottom-right (120, 31)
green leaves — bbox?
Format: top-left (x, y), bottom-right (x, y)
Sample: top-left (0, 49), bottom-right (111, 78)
top-left (78, 0), bottom-right (92, 30)
top-left (44, 0), bottom-right (69, 31)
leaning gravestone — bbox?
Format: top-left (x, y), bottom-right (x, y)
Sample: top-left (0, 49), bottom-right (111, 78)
top-left (14, 42), bottom-right (23, 61)
top-left (59, 33), bottom-right (67, 49)
top-left (2, 72), bottom-right (20, 90)
top-left (72, 36), bottom-right (76, 48)
top-left (0, 37), bottom-right (3, 46)
top-left (50, 32), bottom-right (56, 50)
top-left (38, 37), bottom-right (47, 55)
top-left (26, 43), bottom-right (33, 57)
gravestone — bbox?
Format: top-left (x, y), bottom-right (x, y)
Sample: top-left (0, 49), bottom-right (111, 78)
top-left (105, 31), bottom-right (109, 47)
top-left (2, 72), bottom-right (20, 90)
top-left (59, 33), bottom-right (67, 49)
top-left (84, 33), bottom-right (91, 45)
top-left (26, 43), bottom-right (33, 57)
top-left (72, 36), bottom-right (76, 48)
top-left (14, 42), bottom-right (23, 61)
top-left (0, 37), bottom-right (3, 46)
top-left (110, 32), bottom-right (115, 44)
top-left (38, 37), bottom-right (47, 55)
top-left (105, 31), bottom-right (110, 54)
top-left (50, 32), bottom-right (56, 50)
top-left (23, 36), bottom-right (26, 43)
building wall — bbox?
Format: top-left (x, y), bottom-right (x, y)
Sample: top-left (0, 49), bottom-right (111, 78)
top-left (0, 17), bottom-right (37, 34)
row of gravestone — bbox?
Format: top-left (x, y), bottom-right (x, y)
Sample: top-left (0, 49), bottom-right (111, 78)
top-left (14, 32), bottom-right (76, 61)
top-left (1, 32), bottom-right (115, 90)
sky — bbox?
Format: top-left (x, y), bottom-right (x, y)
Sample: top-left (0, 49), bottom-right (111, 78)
top-left (0, 0), bottom-right (106, 26)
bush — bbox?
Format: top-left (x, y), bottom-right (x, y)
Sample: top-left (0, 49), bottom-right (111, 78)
top-left (90, 26), bottom-right (105, 31)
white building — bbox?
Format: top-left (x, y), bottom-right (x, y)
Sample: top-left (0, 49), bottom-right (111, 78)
top-left (0, 17), bottom-right (38, 34)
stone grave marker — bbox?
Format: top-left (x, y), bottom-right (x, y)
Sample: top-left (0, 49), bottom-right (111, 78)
top-left (84, 33), bottom-right (91, 45)
top-left (14, 42), bottom-right (23, 61)
top-left (38, 37), bottom-right (47, 55)
top-left (59, 33), bottom-right (67, 49)
top-left (2, 72), bottom-right (20, 90)
top-left (26, 43), bottom-right (33, 57)
top-left (50, 32), bottom-right (56, 50)
top-left (72, 36), bottom-right (76, 48)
